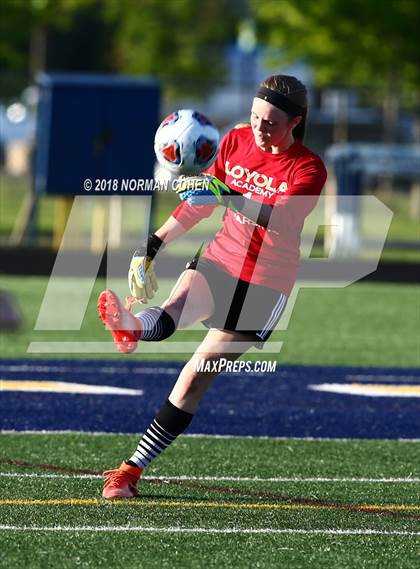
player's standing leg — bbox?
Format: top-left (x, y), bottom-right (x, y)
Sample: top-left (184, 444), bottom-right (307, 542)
top-left (102, 329), bottom-right (254, 498)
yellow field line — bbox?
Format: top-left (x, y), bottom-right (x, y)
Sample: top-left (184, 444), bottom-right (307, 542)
top-left (0, 498), bottom-right (419, 511)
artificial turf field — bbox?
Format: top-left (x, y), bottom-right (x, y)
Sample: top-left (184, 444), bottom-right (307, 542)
top-left (1, 278), bottom-right (419, 567)
top-left (1, 433), bottom-right (419, 568)
top-left (1, 277), bottom-right (419, 367)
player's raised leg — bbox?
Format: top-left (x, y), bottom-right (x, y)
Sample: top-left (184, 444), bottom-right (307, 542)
top-left (98, 267), bottom-right (215, 353)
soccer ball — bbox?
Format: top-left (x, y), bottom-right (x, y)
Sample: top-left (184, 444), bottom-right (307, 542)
top-left (154, 109), bottom-right (219, 176)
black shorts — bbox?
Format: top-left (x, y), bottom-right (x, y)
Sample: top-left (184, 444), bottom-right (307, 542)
top-left (186, 256), bottom-right (288, 347)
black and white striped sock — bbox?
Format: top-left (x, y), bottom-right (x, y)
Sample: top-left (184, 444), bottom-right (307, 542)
top-left (127, 400), bottom-right (193, 469)
top-left (135, 307), bottom-right (176, 341)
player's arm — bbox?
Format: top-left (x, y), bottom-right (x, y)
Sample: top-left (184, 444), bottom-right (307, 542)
top-left (128, 216), bottom-right (191, 303)
top-left (155, 215), bottom-right (189, 243)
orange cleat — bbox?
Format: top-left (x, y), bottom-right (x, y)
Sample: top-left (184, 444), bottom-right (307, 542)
top-left (98, 290), bottom-right (141, 353)
top-left (102, 462), bottom-right (144, 499)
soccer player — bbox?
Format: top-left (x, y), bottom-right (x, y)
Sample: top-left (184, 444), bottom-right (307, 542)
top-left (99, 74), bottom-right (327, 498)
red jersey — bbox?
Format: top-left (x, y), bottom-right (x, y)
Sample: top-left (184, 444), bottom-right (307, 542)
top-left (172, 126), bottom-right (327, 295)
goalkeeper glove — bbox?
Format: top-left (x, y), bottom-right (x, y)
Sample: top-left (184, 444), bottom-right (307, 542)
top-left (176, 175), bottom-right (233, 206)
top-left (128, 234), bottom-right (164, 303)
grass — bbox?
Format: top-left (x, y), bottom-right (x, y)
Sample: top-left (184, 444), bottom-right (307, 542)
top-left (372, 190), bottom-right (419, 243)
top-left (0, 433), bottom-right (419, 568)
top-left (0, 276), bottom-right (419, 367)
top-left (2, 532), bottom-right (419, 569)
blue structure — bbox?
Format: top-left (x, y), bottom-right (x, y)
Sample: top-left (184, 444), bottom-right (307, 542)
top-left (1, 359), bottom-right (419, 439)
top-left (34, 73), bottom-right (160, 195)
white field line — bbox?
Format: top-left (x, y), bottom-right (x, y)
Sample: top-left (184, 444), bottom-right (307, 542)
top-left (1, 472), bottom-right (419, 483)
top-left (1, 430), bottom-right (420, 443)
top-left (309, 383), bottom-right (420, 398)
top-left (0, 525), bottom-right (419, 536)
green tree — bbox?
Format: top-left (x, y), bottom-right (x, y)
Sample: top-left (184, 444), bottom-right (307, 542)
top-left (0, 0), bottom-right (93, 71)
top-left (253, 0), bottom-right (419, 98)
top-left (0, 0), bottom-right (238, 100)
top-left (0, 0), bottom-right (93, 98)
top-left (103, 0), bottom-right (237, 98)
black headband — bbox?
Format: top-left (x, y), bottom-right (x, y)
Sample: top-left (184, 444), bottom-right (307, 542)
top-left (255, 86), bottom-right (306, 117)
